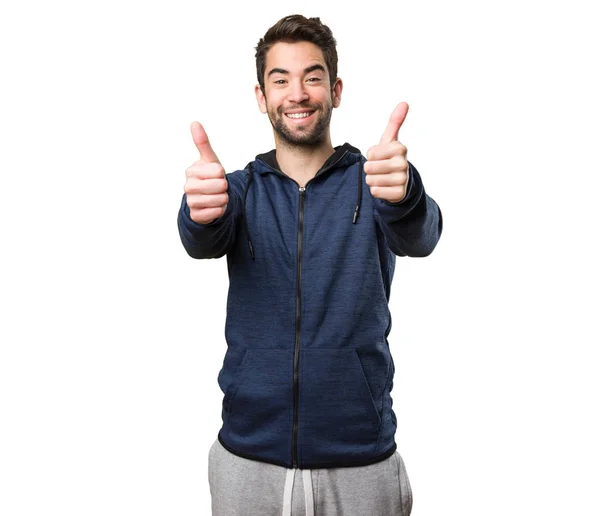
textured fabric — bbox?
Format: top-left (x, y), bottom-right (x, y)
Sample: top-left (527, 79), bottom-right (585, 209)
top-left (208, 439), bottom-right (413, 516)
top-left (178, 144), bottom-right (442, 469)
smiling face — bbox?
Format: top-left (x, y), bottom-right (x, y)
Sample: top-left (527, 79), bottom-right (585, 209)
top-left (255, 41), bottom-right (342, 148)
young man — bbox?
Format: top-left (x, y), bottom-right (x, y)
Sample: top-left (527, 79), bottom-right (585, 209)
top-left (178, 14), bottom-right (442, 516)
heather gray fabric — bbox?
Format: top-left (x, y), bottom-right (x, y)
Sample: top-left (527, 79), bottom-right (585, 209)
top-left (208, 439), bottom-right (413, 516)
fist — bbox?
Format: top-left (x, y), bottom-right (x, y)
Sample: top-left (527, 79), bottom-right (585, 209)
top-left (364, 102), bottom-right (410, 203)
top-left (184, 122), bottom-right (229, 224)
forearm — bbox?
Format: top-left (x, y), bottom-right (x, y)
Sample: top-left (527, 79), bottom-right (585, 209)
top-left (373, 162), bottom-right (443, 257)
top-left (177, 192), bottom-right (239, 259)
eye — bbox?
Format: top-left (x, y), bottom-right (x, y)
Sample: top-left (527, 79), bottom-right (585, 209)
top-left (274, 79), bottom-right (287, 85)
top-left (307, 77), bottom-right (322, 83)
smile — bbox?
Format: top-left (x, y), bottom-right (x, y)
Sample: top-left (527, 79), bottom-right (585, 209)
top-left (285, 111), bottom-right (315, 119)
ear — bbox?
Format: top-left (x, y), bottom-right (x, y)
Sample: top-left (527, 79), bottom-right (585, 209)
top-left (255, 84), bottom-right (268, 114)
top-left (332, 77), bottom-right (343, 108)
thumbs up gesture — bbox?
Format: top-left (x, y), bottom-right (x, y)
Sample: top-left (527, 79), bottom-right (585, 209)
top-left (364, 102), bottom-right (410, 203)
top-left (184, 122), bottom-right (229, 224)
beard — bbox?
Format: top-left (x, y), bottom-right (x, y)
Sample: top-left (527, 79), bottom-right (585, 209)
top-left (267, 100), bottom-right (333, 148)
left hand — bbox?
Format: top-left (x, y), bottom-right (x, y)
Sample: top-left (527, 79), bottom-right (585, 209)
top-left (364, 102), bottom-right (410, 203)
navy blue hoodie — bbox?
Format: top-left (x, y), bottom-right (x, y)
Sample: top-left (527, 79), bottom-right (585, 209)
top-left (178, 143), bottom-right (442, 469)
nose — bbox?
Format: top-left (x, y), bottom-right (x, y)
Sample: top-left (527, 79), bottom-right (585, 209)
top-left (287, 79), bottom-right (309, 103)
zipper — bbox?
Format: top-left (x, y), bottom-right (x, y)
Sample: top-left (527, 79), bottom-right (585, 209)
top-left (257, 150), bottom-right (348, 467)
top-left (289, 154), bottom-right (347, 468)
top-left (292, 185), bottom-right (306, 468)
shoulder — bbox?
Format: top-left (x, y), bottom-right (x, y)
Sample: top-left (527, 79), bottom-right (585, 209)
top-left (225, 165), bottom-right (253, 193)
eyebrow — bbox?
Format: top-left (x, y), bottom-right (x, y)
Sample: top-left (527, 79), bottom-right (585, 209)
top-left (267, 64), bottom-right (326, 77)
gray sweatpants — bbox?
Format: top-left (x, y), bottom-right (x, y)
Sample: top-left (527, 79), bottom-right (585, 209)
top-left (208, 439), bottom-right (413, 516)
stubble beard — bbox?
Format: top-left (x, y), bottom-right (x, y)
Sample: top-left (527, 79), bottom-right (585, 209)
top-left (267, 101), bottom-right (333, 148)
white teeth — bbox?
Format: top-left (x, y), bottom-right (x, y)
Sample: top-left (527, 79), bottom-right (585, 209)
top-left (286, 112), bottom-right (312, 119)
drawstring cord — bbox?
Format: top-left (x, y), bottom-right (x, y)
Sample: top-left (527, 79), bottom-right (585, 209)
top-left (282, 468), bottom-right (314, 516)
top-left (242, 163), bottom-right (255, 260)
top-left (353, 160), bottom-right (363, 224)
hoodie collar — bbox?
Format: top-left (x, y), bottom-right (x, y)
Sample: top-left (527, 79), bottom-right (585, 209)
top-left (254, 142), bottom-right (361, 176)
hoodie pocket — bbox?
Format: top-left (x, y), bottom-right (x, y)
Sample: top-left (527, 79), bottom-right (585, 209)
top-left (217, 347), bottom-right (249, 415)
top-left (227, 348), bottom-right (292, 438)
top-left (299, 348), bottom-right (383, 461)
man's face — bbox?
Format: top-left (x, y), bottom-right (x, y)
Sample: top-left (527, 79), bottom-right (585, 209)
top-left (256, 41), bottom-right (342, 147)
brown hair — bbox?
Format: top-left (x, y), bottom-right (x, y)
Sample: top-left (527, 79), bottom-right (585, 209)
top-left (255, 14), bottom-right (338, 93)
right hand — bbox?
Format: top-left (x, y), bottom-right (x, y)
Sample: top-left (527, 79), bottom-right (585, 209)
top-left (184, 122), bottom-right (228, 224)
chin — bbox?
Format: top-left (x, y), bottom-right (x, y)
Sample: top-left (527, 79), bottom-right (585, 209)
top-left (270, 112), bottom-right (330, 147)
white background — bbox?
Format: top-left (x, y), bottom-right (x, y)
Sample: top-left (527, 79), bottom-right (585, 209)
top-left (1, 0), bottom-right (598, 514)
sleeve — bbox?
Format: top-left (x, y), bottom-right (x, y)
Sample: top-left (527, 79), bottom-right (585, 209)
top-left (372, 161), bottom-right (443, 257)
top-left (177, 172), bottom-right (243, 259)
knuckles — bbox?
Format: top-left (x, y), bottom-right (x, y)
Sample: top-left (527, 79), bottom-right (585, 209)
top-left (391, 141), bottom-right (407, 155)
top-left (364, 158), bottom-right (408, 177)
top-left (369, 185), bottom-right (406, 202)
top-left (204, 162), bottom-right (226, 177)
top-left (366, 141), bottom-right (407, 162)
top-left (185, 161), bottom-right (225, 179)
top-left (366, 171), bottom-right (407, 187)
top-left (186, 192), bottom-right (229, 209)
top-left (184, 176), bottom-right (228, 195)
top-left (391, 155), bottom-right (408, 171)
top-left (189, 205), bottom-right (227, 224)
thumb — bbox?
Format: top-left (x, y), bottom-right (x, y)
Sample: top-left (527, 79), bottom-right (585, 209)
top-left (191, 121), bottom-right (221, 164)
top-left (379, 102), bottom-right (409, 144)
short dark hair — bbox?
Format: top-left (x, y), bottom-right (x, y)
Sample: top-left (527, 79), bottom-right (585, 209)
top-left (255, 14), bottom-right (338, 93)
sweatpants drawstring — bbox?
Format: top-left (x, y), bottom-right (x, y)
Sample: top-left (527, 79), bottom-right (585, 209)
top-left (282, 468), bottom-right (314, 516)
top-left (303, 469), bottom-right (315, 516)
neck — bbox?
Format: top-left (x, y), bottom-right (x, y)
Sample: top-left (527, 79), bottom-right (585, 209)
top-left (274, 134), bottom-right (335, 186)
